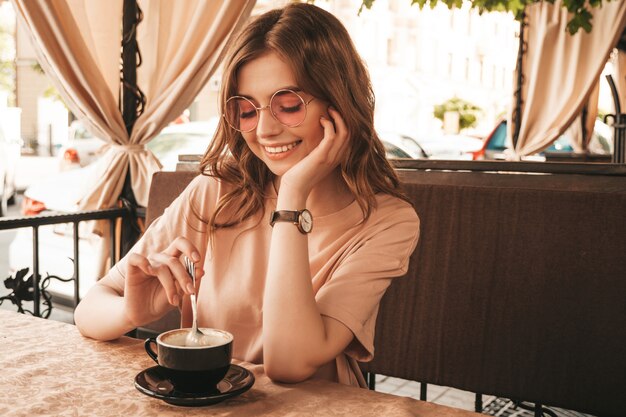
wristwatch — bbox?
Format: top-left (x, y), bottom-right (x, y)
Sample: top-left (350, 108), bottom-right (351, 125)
top-left (269, 209), bottom-right (313, 234)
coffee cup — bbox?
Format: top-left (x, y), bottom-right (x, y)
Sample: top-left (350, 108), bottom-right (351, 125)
top-left (144, 328), bottom-right (233, 392)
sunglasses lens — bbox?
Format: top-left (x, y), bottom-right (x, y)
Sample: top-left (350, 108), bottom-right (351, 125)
top-left (271, 91), bottom-right (306, 127)
top-left (225, 97), bottom-right (257, 132)
top-left (224, 90), bottom-right (309, 132)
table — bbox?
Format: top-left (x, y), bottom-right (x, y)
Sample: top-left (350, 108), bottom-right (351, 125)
top-left (0, 310), bottom-right (480, 417)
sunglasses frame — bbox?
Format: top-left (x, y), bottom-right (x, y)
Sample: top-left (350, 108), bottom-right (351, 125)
top-left (223, 88), bottom-right (315, 133)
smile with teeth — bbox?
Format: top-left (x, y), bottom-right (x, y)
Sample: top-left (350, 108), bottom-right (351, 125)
top-left (264, 140), bottom-right (302, 154)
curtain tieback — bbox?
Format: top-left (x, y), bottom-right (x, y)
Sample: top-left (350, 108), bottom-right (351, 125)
top-left (105, 143), bottom-right (146, 153)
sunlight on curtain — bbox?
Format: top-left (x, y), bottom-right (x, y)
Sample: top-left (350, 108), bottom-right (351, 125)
top-left (514, 0), bottom-right (626, 157)
top-left (127, 0), bottom-right (256, 206)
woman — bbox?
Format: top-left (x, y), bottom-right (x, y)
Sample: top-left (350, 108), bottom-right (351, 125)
top-left (75, 3), bottom-right (419, 387)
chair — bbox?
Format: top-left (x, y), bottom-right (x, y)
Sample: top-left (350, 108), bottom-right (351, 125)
top-left (361, 170), bottom-right (626, 417)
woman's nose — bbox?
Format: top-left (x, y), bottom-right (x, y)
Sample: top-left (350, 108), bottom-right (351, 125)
top-left (256, 106), bottom-right (281, 137)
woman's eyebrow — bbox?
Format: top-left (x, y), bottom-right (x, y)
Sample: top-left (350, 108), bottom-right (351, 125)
top-left (236, 86), bottom-right (303, 100)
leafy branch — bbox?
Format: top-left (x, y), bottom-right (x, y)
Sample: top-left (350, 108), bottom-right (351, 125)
top-left (359, 0), bottom-right (612, 34)
top-left (433, 97), bottom-right (482, 130)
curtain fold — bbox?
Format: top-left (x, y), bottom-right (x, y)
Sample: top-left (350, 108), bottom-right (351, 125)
top-left (583, 80), bottom-right (600, 149)
top-left (82, 0), bottom-right (256, 211)
top-left (514, 0), bottom-right (626, 157)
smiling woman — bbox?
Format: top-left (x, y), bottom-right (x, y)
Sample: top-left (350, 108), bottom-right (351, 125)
top-left (74, 3), bottom-right (420, 389)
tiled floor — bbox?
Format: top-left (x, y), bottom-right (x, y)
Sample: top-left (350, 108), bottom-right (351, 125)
top-left (375, 374), bottom-right (488, 413)
top-left (374, 374), bottom-right (594, 417)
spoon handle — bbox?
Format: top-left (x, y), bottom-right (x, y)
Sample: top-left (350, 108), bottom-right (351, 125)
top-left (190, 293), bottom-right (199, 333)
top-left (184, 256), bottom-right (199, 333)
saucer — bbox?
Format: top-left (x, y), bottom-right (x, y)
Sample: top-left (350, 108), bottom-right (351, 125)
top-left (135, 364), bottom-right (255, 407)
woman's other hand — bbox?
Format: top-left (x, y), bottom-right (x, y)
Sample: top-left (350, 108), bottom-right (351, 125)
top-left (280, 107), bottom-right (350, 197)
top-left (123, 237), bottom-right (203, 327)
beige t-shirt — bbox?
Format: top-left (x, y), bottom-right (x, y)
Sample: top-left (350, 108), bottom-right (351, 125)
top-left (106, 174), bottom-right (420, 387)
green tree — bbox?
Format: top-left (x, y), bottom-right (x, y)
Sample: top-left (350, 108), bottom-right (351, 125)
top-left (433, 97), bottom-right (482, 130)
top-left (359, 0), bottom-right (613, 35)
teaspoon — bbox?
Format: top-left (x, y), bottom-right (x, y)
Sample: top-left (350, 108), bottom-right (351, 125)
top-left (183, 256), bottom-right (211, 346)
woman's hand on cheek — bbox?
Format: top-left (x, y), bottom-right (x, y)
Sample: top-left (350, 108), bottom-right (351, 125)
top-left (281, 107), bottom-right (350, 196)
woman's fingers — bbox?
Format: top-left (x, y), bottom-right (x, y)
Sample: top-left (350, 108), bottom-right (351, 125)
top-left (319, 107), bottom-right (349, 164)
top-left (126, 253), bottom-right (153, 277)
top-left (149, 252), bottom-right (195, 301)
top-left (126, 237), bottom-right (204, 309)
top-left (163, 236), bottom-right (201, 263)
top-left (146, 259), bottom-right (180, 306)
top-left (328, 107), bottom-right (350, 159)
top-left (328, 106), bottom-right (348, 139)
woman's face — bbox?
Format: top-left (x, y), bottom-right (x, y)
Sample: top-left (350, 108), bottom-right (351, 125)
top-left (234, 51), bottom-right (328, 177)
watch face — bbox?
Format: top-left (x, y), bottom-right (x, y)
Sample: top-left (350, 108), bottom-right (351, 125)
top-left (300, 210), bottom-right (313, 232)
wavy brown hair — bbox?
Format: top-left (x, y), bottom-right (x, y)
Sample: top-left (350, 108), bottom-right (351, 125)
top-left (199, 3), bottom-right (409, 230)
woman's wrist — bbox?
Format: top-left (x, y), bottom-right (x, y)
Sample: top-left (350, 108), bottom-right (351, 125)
top-left (275, 185), bottom-right (308, 210)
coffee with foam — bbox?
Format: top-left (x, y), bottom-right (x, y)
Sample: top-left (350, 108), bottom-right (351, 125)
top-left (161, 328), bottom-right (232, 348)
top-left (145, 327), bottom-right (234, 390)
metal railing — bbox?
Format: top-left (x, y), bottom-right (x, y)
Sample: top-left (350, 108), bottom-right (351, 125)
top-left (0, 206), bottom-right (138, 318)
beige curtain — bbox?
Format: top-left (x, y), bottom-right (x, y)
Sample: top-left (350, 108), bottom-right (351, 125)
top-left (80, 0), bottom-right (256, 211)
top-left (514, 0), bottom-right (626, 157)
top-left (559, 80), bottom-right (600, 153)
top-left (583, 80), bottom-right (600, 149)
top-left (12, 0), bottom-right (128, 160)
top-left (14, 0), bottom-right (255, 212)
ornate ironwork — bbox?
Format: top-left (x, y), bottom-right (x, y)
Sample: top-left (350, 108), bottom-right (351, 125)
top-left (1, 267), bottom-right (75, 319)
top-left (0, 206), bottom-right (133, 317)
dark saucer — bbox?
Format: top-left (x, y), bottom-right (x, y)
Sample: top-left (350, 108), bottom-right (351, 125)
top-left (135, 364), bottom-right (255, 407)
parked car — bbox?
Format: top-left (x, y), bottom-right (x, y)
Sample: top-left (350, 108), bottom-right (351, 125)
top-left (475, 119), bottom-right (613, 161)
top-left (413, 134), bottom-right (483, 160)
top-left (59, 119), bottom-right (218, 171)
top-left (0, 123), bottom-right (21, 216)
top-left (381, 131), bottom-right (484, 160)
top-left (58, 120), bottom-right (107, 170)
top-left (23, 120), bottom-right (218, 215)
top-left (380, 132), bottom-right (429, 159)
top-left (382, 140), bottom-right (413, 159)
top-left (146, 120), bottom-right (218, 170)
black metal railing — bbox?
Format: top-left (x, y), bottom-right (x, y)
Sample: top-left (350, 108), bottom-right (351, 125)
top-left (0, 206), bottom-right (139, 318)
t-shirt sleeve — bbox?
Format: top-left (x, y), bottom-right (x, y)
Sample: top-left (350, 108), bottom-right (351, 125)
top-left (315, 201), bottom-right (420, 362)
top-left (100, 174), bottom-right (214, 294)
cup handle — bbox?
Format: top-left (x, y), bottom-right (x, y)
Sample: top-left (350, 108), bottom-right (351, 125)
top-left (144, 338), bottom-right (158, 364)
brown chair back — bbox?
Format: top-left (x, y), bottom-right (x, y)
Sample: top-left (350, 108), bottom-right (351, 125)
top-left (361, 170), bottom-right (626, 417)
top-left (145, 171), bottom-right (198, 227)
